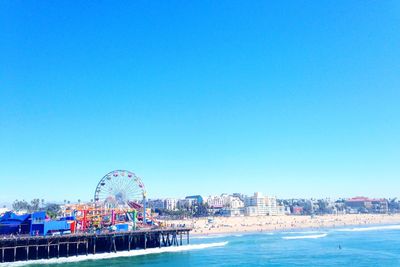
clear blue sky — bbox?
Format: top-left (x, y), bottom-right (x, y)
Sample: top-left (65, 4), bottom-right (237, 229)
top-left (1, 1), bottom-right (399, 202)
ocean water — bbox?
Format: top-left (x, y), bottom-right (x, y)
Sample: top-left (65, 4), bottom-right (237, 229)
top-left (4, 224), bottom-right (400, 267)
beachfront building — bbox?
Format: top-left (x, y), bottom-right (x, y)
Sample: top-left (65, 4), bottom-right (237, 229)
top-left (221, 207), bottom-right (244, 216)
top-left (205, 195), bottom-right (225, 209)
top-left (177, 198), bottom-right (197, 210)
top-left (345, 197), bottom-right (388, 214)
top-left (232, 193), bottom-right (245, 202)
top-left (147, 199), bottom-right (165, 211)
top-left (277, 205), bottom-right (287, 215)
top-left (220, 195), bottom-right (245, 217)
top-left (291, 206), bottom-right (303, 215)
top-left (225, 196), bottom-right (244, 209)
top-left (244, 192), bottom-right (283, 216)
top-left (185, 195), bottom-right (204, 205)
top-left (164, 198), bottom-right (178, 211)
top-left (205, 194), bottom-right (245, 216)
top-left (371, 199), bottom-right (389, 213)
top-left (205, 194), bottom-right (244, 208)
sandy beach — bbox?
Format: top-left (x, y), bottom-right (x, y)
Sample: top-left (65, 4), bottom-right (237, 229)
top-left (161, 214), bottom-right (400, 235)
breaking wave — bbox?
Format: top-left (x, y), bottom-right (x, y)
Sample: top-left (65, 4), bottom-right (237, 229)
top-left (282, 233), bottom-right (328, 240)
top-left (1, 242), bottom-right (228, 267)
top-left (337, 225), bottom-right (400, 232)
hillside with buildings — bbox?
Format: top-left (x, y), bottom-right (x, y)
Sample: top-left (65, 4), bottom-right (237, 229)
top-left (146, 193), bottom-right (400, 219)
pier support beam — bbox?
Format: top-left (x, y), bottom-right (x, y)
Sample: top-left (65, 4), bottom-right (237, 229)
top-left (173, 232), bottom-right (177, 246)
top-left (162, 234), bottom-right (166, 246)
top-left (0, 228), bottom-right (192, 263)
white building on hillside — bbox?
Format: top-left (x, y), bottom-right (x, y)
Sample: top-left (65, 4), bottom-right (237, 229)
top-left (244, 192), bottom-right (282, 216)
top-left (164, 198), bottom-right (178, 211)
top-left (224, 195), bottom-right (244, 209)
top-left (206, 195), bottom-right (225, 209)
top-left (206, 194), bottom-right (245, 216)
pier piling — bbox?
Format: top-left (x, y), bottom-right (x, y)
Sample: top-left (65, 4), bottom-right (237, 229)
top-left (0, 227), bottom-right (191, 263)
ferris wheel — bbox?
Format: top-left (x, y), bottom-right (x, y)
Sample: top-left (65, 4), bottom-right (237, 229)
top-left (94, 170), bottom-right (146, 210)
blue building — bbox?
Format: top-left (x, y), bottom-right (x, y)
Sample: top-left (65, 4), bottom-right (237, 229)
top-left (185, 195), bottom-right (203, 204)
top-left (30, 212), bottom-right (71, 236)
top-left (0, 211), bottom-right (72, 236)
top-left (0, 212), bottom-right (31, 235)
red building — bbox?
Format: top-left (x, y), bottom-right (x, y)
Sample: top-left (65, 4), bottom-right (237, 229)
top-left (292, 206), bottom-right (303, 215)
top-left (345, 197), bottom-right (388, 213)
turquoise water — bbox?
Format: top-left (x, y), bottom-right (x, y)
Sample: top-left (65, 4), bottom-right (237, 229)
top-left (7, 224), bottom-right (400, 267)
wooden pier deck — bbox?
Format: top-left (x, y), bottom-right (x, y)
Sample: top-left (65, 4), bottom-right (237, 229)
top-left (0, 227), bottom-right (192, 263)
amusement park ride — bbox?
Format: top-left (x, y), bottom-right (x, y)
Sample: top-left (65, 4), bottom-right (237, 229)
top-left (0, 169), bottom-right (192, 263)
top-left (64, 170), bottom-right (156, 233)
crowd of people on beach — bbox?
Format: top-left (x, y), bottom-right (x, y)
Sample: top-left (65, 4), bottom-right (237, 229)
top-left (162, 214), bottom-right (400, 235)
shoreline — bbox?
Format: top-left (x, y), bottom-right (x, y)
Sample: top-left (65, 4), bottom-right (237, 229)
top-left (162, 214), bottom-right (400, 236)
top-left (190, 222), bottom-right (400, 238)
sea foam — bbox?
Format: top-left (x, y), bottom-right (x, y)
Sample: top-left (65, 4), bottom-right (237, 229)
top-left (337, 224), bottom-right (400, 232)
top-left (0, 241), bottom-right (228, 267)
top-left (282, 233), bottom-right (328, 240)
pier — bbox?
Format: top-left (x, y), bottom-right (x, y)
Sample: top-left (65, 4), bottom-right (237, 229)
top-left (0, 227), bottom-right (191, 263)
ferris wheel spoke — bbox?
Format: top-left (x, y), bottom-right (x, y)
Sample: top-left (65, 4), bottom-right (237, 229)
top-left (120, 175), bottom-right (131, 189)
top-left (124, 178), bottom-right (139, 192)
top-left (108, 177), bottom-right (118, 189)
top-left (124, 185), bottom-right (143, 197)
